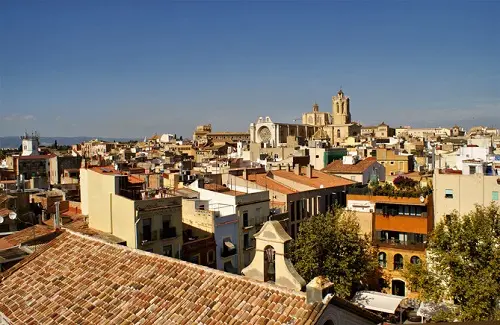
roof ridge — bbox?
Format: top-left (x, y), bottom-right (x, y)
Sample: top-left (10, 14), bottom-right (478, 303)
top-left (63, 229), bottom-right (309, 298)
top-left (0, 229), bottom-right (67, 282)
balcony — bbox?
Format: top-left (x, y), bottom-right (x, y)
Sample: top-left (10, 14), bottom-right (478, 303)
top-left (138, 230), bottom-right (158, 245)
top-left (374, 238), bottom-right (426, 251)
top-left (161, 227), bottom-right (177, 240)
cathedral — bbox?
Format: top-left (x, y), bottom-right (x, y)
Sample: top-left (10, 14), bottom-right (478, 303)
top-left (302, 89), bottom-right (360, 146)
top-left (249, 88), bottom-right (360, 147)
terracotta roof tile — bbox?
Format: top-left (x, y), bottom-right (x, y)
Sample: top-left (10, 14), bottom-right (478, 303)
top-left (246, 173), bottom-right (297, 195)
top-left (0, 225), bottom-right (54, 247)
top-left (322, 157), bottom-right (378, 174)
top-left (0, 230), bottom-right (324, 324)
top-left (271, 168), bottom-right (356, 189)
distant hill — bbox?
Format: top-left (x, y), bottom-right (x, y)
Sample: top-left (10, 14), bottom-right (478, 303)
top-left (0, 136), bottom-right (140, 149)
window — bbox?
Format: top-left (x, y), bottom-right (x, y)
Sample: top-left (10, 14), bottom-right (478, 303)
top-left (315, 155), bottom-right (319, 158)
top-left (378, 252), bottom-right (387, 268)
top-left (350, 176), bottom-right (356, 181)
top-left (493, 191), bottom-right (499, 201)
top-left (163, 245), bottom-right (173, 257)
top-left (410, 256), bottom-right (421, 264)
top-left (469, 165), bottom-right (476, 175)
top-left (142, 218), bottom-right (152, 242)
top-left (394, 254), bottom-right (404, 270)
top-left (244, 234), bottom-right (250, 249)
top-left (207, 250), bottom-right (215, 264)
top-left (445, 189), bottom-right (453, 199)
top-left (337, 129), bottom-right (341, 138)
top-left (390, 161), bottom-right (394, 165)
top-left (243, 212), bottom-right (249, 227)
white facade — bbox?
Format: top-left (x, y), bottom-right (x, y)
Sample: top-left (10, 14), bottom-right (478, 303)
top-left (21, 137), bottom-right (39, 156)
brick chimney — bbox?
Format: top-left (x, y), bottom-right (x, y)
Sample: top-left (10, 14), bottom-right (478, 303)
top-left (306, 276), bottom-right (334, 304)
top-left (306, 165), bottom-right (313, 178)
top-left (294, 164), bottom-right (300, 176)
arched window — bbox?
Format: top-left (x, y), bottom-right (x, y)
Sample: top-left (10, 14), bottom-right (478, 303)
top-left (336, 129), bottom-right (341, 139)
top-left (378, 252), bottom-right (387, 268)
top-left (394, 254), bottom-right (403, 270)
top-left (342, 102), bottom-right (345, 114)
top-left (336, 103), bottom-right (340, 113)
top-left (410, 256), bottom-right (421, 264)
top-left (264, 245), bottom-right (275, 282)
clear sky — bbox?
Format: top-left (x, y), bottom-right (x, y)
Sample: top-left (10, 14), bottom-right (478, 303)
top-left (1, 0), bottom-right (499, 138)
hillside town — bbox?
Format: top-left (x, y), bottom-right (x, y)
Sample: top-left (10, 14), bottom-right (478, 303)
top-left (1, 89), bottom-right (499, 324)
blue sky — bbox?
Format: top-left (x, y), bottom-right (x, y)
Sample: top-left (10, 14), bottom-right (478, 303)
top-left (1, 0), bottom-right (499, 138)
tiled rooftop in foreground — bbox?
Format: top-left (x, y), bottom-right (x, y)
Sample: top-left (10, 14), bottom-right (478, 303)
top-left (0, 230), bottom-right (325, 325)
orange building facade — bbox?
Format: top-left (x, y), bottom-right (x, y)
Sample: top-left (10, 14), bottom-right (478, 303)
top-left (347, 193), bottom-right (434, 298)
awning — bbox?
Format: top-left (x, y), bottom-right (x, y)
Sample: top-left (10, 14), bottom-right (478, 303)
top-left (352, 291), bottom-right (404, 314)
top-left (224, 241), bottom-right (235, 250)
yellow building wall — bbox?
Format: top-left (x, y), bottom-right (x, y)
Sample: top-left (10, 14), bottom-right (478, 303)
top-left (182, 199), bottom-right (215, 234)
top-left (110, 193), bottom-right (136, 249)
top-left (87, 170), bottom-right (118, 233)
top-left (379, 247), bottom-right (425, 298)
top-left (353, 211), bottom-right (373, 236)
top-left (433, 173), bottom-right (500, 226)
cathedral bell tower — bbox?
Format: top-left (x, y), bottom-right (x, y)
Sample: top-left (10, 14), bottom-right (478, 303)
top-left (332, 88), bottom-right (351, 125)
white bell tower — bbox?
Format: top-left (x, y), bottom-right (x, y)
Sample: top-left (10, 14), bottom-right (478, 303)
top-left (21, 131), bottom-right (40, 156)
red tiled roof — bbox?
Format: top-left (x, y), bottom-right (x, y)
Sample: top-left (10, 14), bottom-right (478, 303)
top-left (322, 157), bottom-right (378, 174)
top-left (246, 173), bottom-right (297, 195)
top-left (18, 154), bottom-right (55, 160)
top-left (128, 175), bottom-right (144, 184)
top-left (0, 230), bottom-right (326, 324)
top-left (0, 225), bottom-right (54, 249)
top-left (272, 168), bottom-right (356, 189)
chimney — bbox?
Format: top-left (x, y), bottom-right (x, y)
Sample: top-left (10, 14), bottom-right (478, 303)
top-left (54, 201), bottom-right (61, 230)
top-left (306, 276), bottom-right (334, 304)
top-left (306, 165), bottom-right (313, 178)
top-left (243, 168), bottom-right (248, 180)
top-left (294, 164), bottom-right (300, 176)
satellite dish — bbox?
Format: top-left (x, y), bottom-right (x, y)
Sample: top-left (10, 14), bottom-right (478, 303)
top-left (419, 195), bottom-right (425, 203)
top-left (0, 216), bottom-right (3, 224)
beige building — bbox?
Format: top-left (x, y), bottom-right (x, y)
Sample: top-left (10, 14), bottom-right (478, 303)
top-left (433, 167), bottom-right (500, 226)
top-left (80, 167), bottom-right (183, 257)
top-left (376, 148), bottom-right (414, 177)
top-left (322, 89), bottom-right (361, 146)
top-left (322, 156), bottom-right (385, 184)
top-left (302, 102), bottom-right (331, 127)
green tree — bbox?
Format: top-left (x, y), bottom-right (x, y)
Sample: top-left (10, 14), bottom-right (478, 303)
top-left (290, 208), bottom-right (379, 298)
top-left (404, 204), bottom-right (500, 321)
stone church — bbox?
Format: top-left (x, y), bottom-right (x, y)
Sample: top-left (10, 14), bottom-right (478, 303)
top-left (303, 89), bottom-right (361, 146)
top-left (249, 89), bottom-right (360, 147)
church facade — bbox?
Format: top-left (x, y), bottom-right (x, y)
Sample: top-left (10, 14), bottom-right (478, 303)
top-left (249, 89), bottom-right (360, 147)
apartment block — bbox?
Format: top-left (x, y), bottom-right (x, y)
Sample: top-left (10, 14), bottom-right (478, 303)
top-left (433, 161), bottom-right (500, 226)
top-left (347, 190), bottom-right (434, 298)
top-left (80, 167), bottom-right (183, 257)
top-left (376, 148), bottom-right (414, 177)
top-left (188, 180), bottom-right (269, 271)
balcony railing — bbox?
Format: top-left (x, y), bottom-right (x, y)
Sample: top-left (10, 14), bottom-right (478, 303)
top-left (161, 227), bottom-right (177, 239)
top-left (374, 238), bottom-right (426, 251)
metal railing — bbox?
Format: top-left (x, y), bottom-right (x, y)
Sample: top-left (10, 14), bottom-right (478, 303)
top-left (374, 238), bottom-right (426, 251)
